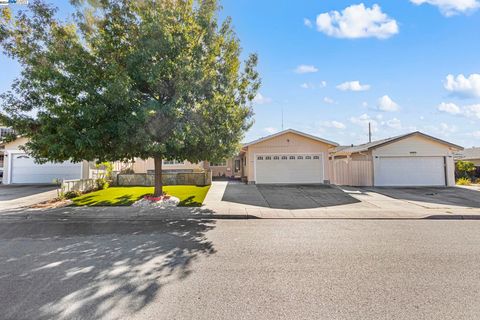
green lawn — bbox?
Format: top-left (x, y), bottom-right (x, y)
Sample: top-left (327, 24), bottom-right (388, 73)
top-left (71, 185), bottom-right (210, 207)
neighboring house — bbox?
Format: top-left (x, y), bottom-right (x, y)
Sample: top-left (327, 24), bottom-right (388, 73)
top-left (2, 137), bottom-right (94, 184)
top-left (240, 129), bottom-right (339, 184)
top-left (331, 131), bottom-right (462, 187)
top-left (124, 158), bottom-right (205, 174)
top-left (0, 126), bottom-right (15, 181)
top-left (455, 147), bottom-right (480, 177)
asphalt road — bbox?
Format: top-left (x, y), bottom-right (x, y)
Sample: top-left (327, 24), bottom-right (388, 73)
top-left (1, 219), bottom-right (480, 320)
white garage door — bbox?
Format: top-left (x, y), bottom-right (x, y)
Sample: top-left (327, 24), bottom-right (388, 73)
top-left (376, 156), bottom-right (446, 187)
top-left (11, 154), bottom-right (82, 184)
top-left (255, 153), bottom-right (324, 184)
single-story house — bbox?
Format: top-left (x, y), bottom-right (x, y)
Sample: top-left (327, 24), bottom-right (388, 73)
top-left (239, 129), bottom-right (339, 184)
top-left (330, 131), bottom-right (463, 187)
top-left (2, 137), bottom-right (93, 184)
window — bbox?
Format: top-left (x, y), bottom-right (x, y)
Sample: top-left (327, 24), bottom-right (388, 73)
top-left (257, 156), bottom-right (264, 160)
top-left (281, 156), bottom-right (288, 160)
top-left (210, 160), bottom-right (227, 167)
top-left (265, 156), bottom-right (272, 160)
top-left (163, 160), bottom-right (185, 165)
top-left (297, 156), bottom-right (303, 160)
top-left (289, 156), bottom-right (295, 160)
top-left (273, 156), bottom-right (280, 160)
top-left (305, 156), bottom-right (312, 160)
top-left (0, 127), bottom-right (14, 138)
top-left (313, 156), bottom-right (319, 160)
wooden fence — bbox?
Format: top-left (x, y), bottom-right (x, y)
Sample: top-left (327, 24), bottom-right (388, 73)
top-left (331, 159), bottom-right (373, 187)
top-left (62, 179), bottom-right (97, 193)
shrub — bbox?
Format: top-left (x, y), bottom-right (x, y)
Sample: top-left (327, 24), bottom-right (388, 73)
top-left (64, 190), bottom-right (82, 199)
top-left (456, 177), bottom-right (472, 186)
top-left (96, 178), bottom-right (110, 190)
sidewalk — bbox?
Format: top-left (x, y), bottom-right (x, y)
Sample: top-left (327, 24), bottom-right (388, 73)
top-left (2, 181), bottom-right (480, 221)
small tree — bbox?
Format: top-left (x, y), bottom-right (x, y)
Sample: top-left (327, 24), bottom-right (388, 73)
top-left (0, 0), bottom-right (260, 196)
top-left (456, 160), bottom-right (476, 179)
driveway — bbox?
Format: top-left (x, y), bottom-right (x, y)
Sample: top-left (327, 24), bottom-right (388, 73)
top-left (0, 185), bottom-right (58, 211)
top-left (222, 183), bottom-right (360, 209)
top-left (369, 187), bottom-right (480, 209)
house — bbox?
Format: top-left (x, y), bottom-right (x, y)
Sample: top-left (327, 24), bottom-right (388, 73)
top-left (455, 147), bottom-right (480, 177)
top-left (239, 129), bottom-right (339, 184)
top-left (330, 131), bottom-right (463, 187)
top-left (2, 137), bottom-right (93, 184)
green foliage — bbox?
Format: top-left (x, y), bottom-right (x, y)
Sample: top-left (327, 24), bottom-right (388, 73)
top-left (95, 161), bottom-right (113, 179)
top-left (96, 178), bottom-right (109, 190)
top-left (456, 177), bottom-right (472, 186)
top-left (64, 190), bottom-right (82, 199)
top-left (0, 0), bottom-right (259, 168)
top-left (456, 161), bottom-right (476, 178)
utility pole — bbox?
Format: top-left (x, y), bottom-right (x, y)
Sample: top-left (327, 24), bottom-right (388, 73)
top-left (368, 122), bottom-right (372, 143)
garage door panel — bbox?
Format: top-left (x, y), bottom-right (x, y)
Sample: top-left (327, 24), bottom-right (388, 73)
top-left (256, 154), bottom-right (324, 184)
top-left (11, 154), bottom-right (82, 184)
top-left (376, 157), bottom-right (445, 187)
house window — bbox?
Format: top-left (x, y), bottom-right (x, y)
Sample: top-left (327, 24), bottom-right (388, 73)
top-left (257, 156), bottom-right (264, 160)
top-left (305, 156), bottom-right (312, 159)
top-left (281, 156), bottom-right (288, 160)
top-left (210, 160), bottom-right (227, 167)
top-left (265, 156), bottom-right (272, 160)
top-left (273, 156), bottom-right (280, 160)
top-left (289, 156), bottom-right (295, 160)
top-left (313, 156), bottom-right (320, 159)
top-left (163, 160), bottom-right (185, 165)
top-left (297, 156), bottom-right (303, 160)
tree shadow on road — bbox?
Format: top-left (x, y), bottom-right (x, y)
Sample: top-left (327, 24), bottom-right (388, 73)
top-left (0, 219), bottom-right (216, 320)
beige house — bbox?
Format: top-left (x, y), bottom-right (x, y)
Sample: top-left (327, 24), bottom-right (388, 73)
top-left (330, 132), bottom-right (462, 187)
top-left (2, 137), bottom-right (93, 184)
top-left (455, 147), bottom-right (480, 167)
top-left (239, 129), bottom-right (339, 184)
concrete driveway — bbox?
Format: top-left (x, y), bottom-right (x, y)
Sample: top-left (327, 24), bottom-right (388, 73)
top-left (369, 187), bottom-right (480, 209)
top-left (221, 183), bottom-right (360, 209)
top-left (0, 185), bottom-right (58, 211)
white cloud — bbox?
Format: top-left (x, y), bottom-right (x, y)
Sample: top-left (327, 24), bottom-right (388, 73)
top-left (385, 118), bottom-right (402, 130)
top-left (323, 97), bottom-right (335, 104)
top-left (444, 74), bottom-right (480, 98)
top-left (471, 131), bottom-right (480, 138)
top-left (410, 0), bottom-right (479, 16)
top-left (424, 122), bottom-right (457, 136)
top-left (253, 93), bottom-right (272, 105)
top-left (437, 102), bottom-right (480, 119)
top-left (294, 65), bottom-right (319, 74)
top-left (437, 102), bottom-right (461, 114)
top-left (264, 127), bottom-right (278, 134)
top-left (320, 120), bottom-right (346, 129)
top-left (336, 81), bottom-right (371, 91)
top-left (315, 4), bottom-right (399, 39)
top-left (301, 81), bottom-right (327, 89)
top-left (304, 18), bottom-right (313, 28)
top-left (350, 114), bottom-right (379, 133)
top-left (377, 95), bottom-right (399, 112)
top-left (362, 101), bottom-right (368, 107)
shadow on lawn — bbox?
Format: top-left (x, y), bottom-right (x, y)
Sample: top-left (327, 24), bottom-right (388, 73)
top-left (0, 219), bottom-right (216, 320)
top-left (177, 195), bottom-right (202, 207)
top-left (71, 193), bottom-right (148, 207)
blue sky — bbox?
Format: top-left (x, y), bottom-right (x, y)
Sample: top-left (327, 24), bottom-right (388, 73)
top-left (1, 0), bottom-right (480, 147)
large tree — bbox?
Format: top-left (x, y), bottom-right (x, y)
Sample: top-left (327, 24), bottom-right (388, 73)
top-left (0, 0), bottom-right (259, 196)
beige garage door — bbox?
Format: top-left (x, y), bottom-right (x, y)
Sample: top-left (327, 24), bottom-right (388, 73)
top-left (255, 154), bottom-right (324, 184)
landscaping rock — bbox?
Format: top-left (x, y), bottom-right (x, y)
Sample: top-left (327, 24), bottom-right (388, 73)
top-left (132, 196), bottom-right (180, 208)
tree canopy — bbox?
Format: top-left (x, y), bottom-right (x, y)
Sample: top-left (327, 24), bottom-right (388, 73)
top-left (0, 0), bottom-right (260, 195)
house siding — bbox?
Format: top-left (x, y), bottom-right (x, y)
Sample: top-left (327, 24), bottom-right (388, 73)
top-left (245, 132), bottom-right (335, 183)
top-left (372, 135), bottom-right (456, 187)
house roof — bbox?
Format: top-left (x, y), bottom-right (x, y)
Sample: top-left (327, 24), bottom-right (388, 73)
top-left (332, 131), bottom-right (463, 155)
top-left (243, 128), bottom-right (339, 148)
top-left (455, 147), bottom-right (480, 160)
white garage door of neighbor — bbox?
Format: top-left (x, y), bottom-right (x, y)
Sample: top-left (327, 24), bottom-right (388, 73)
top-left (255, 153), bottom-right (324, 184)
top-left (11, 154), bottom-right (82, 184)
top-left (376, 156), bottom-right (446, 187)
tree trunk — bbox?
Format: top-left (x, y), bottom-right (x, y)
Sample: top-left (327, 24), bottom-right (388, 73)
top-left (154, 156), bottom-right (163, 197)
